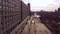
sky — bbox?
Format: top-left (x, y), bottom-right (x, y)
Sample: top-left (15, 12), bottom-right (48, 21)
top-left (22, 0), bottom-right (60, 11)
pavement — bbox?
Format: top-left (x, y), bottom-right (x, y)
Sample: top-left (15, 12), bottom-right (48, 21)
top-left (22, 16), bottom-right (52, 34)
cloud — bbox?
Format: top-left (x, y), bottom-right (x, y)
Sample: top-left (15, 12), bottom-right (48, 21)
top-left (30, 0), bottom-right (60, 11)
top-left (22, 0), bottom-right (60, 11)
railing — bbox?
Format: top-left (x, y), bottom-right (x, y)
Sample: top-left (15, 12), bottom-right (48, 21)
top-left (10, 16), bottom-right (30, 34)
top-left (40, 18), bottom-right (60, 34)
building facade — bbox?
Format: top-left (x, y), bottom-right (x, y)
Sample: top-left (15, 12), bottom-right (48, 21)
top-left (0, 0), bottom-right (30, 34)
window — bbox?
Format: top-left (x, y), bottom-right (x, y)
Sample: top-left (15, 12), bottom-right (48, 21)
top-left (6, 2), bottom-right (8, 5)
top-left (5, 25), bottom-right (7, 29)
top-left (0, 11), bottom-right (3, 15)
top-left (3, 31), bottom-right (8, 34)
top-left (0, 0), bottom-right (1, 2)
top-left (0, 6), bottom-right (2, 9)
top-left (1, 27), bottom-right (4, 31)
top-left (7, 24), bottom-right (10, 27)
top-left (0, 17), bottom-right (1, 21)
top-left (0, 29), bottom-right (1, 34)
top-left (6, 7), bottom-right (8, 10)
top-left (3, 6), bottom-right (5, 10)
top-left (9, 3), bottom-right (11, 6)
top-left (1, 22), bottom-right (4, 26)
top-left (5, 21), bottom-right (7, 24)
top-left (1, 17), bottom-right (3, 21)
top-left (3, 1), bottom-right (5, 4)
top-left (15, 31), bottom-right (18, 34)
top-left (5, 16), bottom-right (7, 19)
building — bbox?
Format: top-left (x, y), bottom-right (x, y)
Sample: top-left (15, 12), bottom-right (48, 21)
top-left (0, 0), bottom-right (30, 34)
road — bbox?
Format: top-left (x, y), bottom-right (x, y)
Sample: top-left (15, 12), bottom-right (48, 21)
top-left (22, 17), bottom-right (52, 34)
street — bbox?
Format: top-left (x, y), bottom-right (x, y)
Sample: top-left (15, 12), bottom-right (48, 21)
top-left (22, 16), bottom-right (52, 34)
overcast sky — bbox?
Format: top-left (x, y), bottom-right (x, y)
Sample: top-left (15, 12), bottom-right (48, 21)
top-left (22, 0), bottom-right (60, 11)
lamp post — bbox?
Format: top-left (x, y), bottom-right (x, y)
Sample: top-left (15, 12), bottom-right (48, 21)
top-left (28, 0), bottom-right (31, 16)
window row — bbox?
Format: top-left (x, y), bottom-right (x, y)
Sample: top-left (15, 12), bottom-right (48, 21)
top-left (0, 0), bottom-right (20, 9)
